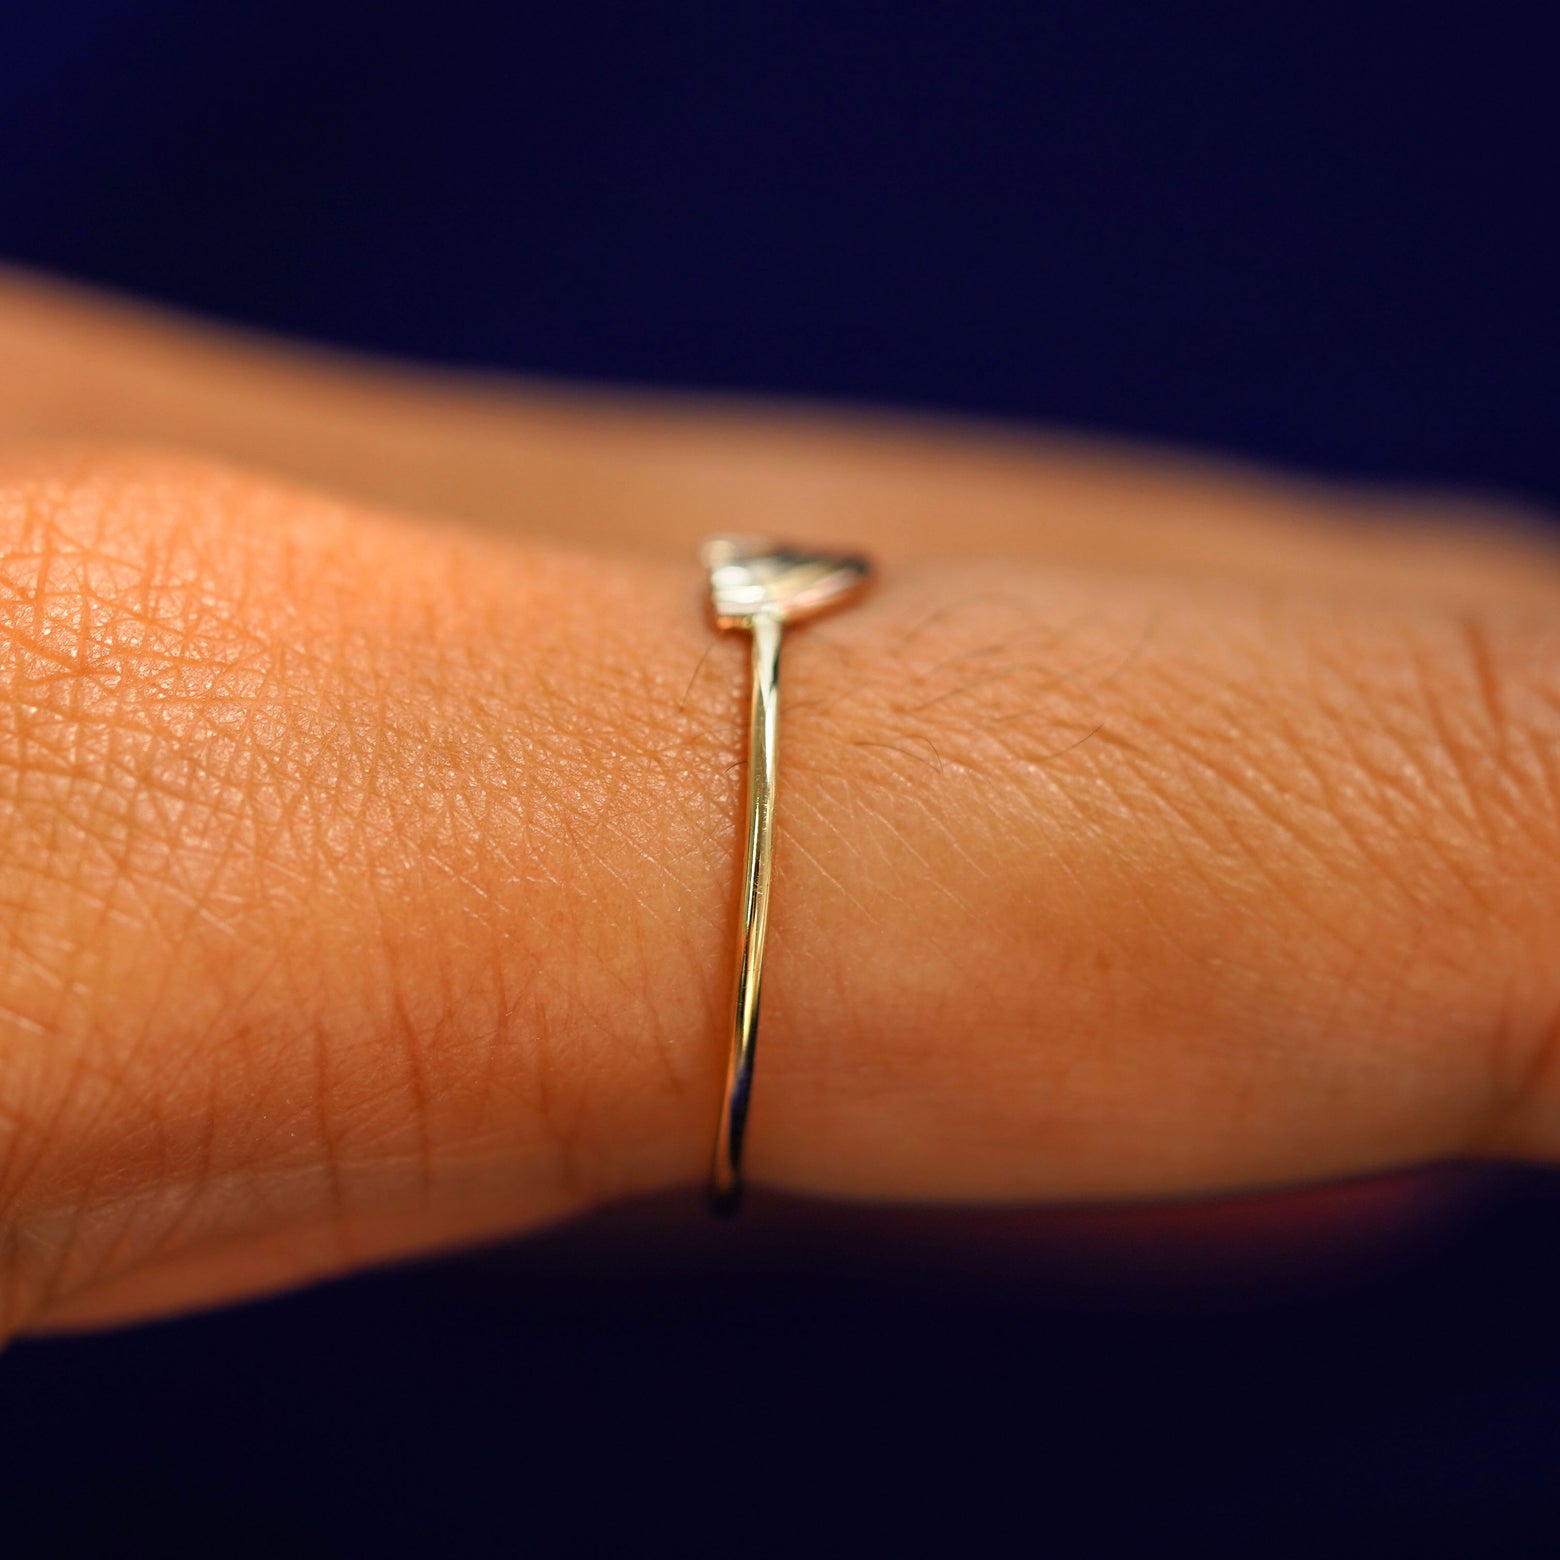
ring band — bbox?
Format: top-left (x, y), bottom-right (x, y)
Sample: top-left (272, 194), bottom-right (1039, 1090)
top-left (700, 536), bottom-right (873, 1213)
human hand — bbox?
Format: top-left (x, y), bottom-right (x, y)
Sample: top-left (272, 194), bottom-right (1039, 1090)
top-left (0, 273), bottom-right (1556, 1335)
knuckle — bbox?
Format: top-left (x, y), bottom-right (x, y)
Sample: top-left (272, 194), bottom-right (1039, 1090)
top-left (0, 448), bottom-right (289, 1318)
top-left (1330, 609), bottom-right (1560, 926)
top-left (1236, 603), bottom-right (1560, 924)
top-left (0, 447), bottom-right (276, 986)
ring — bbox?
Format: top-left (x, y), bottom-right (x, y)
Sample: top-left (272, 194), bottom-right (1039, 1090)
top-left (700, 535), bottom-right (873, 1213)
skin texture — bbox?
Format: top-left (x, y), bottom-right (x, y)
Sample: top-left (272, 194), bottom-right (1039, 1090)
top-left (0, 270), bottom-right (1557, 1336)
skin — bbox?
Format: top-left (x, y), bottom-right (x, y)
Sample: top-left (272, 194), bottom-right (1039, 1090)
top-left (0, 269), bottom-right (1556, 1338)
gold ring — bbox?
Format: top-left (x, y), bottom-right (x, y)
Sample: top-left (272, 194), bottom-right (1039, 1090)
top-left (700, 536), bottom-right (874, 1213)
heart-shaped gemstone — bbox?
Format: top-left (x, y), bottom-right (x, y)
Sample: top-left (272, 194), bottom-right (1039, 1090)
top-left (701, 534), bottom-right (873, 628)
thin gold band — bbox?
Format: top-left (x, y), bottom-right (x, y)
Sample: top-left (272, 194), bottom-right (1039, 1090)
top-left (701, 537), bottom-right (873, 1213)
top-left (710, 610), bottom-right (780, 1212)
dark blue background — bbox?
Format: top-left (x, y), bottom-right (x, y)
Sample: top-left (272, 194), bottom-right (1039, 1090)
top-left (2, 2), bottom-right (1559, 1555)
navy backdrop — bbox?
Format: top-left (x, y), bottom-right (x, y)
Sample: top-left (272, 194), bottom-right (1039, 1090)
top-left (2, 2), bottom-right (1559, 1555)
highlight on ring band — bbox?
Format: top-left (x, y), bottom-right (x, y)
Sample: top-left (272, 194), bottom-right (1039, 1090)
top-left (700, 535), bottom-right (873, 1213)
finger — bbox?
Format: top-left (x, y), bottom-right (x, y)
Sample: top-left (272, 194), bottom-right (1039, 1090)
top-left (1, 445), bottom-right (1557, 1337)
top-left (1, 269), bottom-right (1556, 602)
